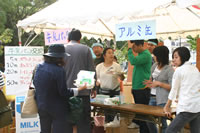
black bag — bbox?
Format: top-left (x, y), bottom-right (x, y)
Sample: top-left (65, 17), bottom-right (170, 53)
top-left (68, 96), bottom-right (83, 124)
top-left (0, 90), bottom-right (13, 128)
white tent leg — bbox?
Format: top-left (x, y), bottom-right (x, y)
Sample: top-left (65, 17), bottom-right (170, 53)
top-left (18, 28), bottom-right (22, 46)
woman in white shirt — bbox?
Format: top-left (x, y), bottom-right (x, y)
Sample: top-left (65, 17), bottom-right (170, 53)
top-left (164, 47), bottom-right (200, 133)
top-left (96, 47), bottom-right (122, 97)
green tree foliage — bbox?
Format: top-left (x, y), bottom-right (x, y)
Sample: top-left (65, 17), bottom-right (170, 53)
top-left (0, 0), bottom-right (56, 45)
top-left (0, 0), bottom-right (56, 66)
top-left (115, 41), bottom-right (128, 64)
top-left (80, 37), bottom-right (98, 47)
top-left (0, 29), bottom-right (13, 44)
top-left (186, 35), bottom-right (199, 50)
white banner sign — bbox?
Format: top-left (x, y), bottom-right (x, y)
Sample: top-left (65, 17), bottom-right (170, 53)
top-left (116, 20), bottom-right (156, 41)
top-left (15, 96), bottom-right (40, 133)
top-left (4, 46), bottom-right (43, 95)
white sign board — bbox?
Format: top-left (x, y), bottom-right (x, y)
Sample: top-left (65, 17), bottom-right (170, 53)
top-left (4, 46), bottom-right (43, 95)
top-left (116, 20), bottom-right (156, 41)
top-left (15, 96), bottom-right (40, 133)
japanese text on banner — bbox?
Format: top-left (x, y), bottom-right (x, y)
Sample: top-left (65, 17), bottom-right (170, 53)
top-left (116, 20), bottom-right (156, 41)
top-left (44, 29), bottom-right (71, 45)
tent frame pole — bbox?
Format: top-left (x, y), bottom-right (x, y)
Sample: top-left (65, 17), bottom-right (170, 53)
top-left (186, 7), bottom-right (200, 20)
top-left (18, 28), bottom-right (22, 46)
top-left (98, 19), bottom-right (115, 37)
top-left (98, 19), bottom-right (116, 49)
top-left (25, 34), bottom-right (39, 46)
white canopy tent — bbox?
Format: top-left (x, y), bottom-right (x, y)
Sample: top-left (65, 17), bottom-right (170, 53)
top-left (17, 0), bottom-right (200, 44)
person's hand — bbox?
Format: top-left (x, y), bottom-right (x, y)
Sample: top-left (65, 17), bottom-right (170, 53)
top-left (163, 105), bottom-right (172, 118)
top-left (143, 80), bottom-right (152, 88)
top-left (96, 81), bottom-right (100, 86)
top-left (128, 41), bottom-right (133, 49)
top-left (91, 90), bottom-right (97, 98)
top-left (151, 81), bottom-right (161, 88)
top-left (78, 83), bottom-right (87, 91)
top-left (143, 80), bottom-right (152, 85)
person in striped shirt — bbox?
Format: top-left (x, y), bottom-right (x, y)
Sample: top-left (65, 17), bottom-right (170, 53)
top-left (0, 71), bottom-right (5, 89)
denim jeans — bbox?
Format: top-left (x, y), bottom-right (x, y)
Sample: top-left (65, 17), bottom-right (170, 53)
top-left (166, 112), bottom-right (200, 133)
top-left (147, 98), bottom-right (167, 133)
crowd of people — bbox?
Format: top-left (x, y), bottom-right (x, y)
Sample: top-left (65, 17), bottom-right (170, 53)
top-left (0, 28), bottom-right (200, 133)
top-left (128, 39), bottom-right (200, 133)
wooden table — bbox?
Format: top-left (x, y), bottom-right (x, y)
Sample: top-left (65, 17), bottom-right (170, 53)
top-left (91, 102), bottom-right (168, 133)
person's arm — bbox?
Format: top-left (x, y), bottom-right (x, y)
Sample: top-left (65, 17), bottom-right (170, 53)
top-left (150, 66), bottom-right (175, 91)
top-left (151, 81), bottom-right (171, 90)
top-left (168, 69), bottom-right (181, 100)
top-left (86, 47), bottom-right (95, 72)
top-left (0, 72), bottom-right (5, 90)
top-left (95, 64), bottom-right (101, 87)
top-left (70, 85), bottom-right (87, 96)
top-left (86, 47), bottom-right (97, 98)
top-left (144, 63), bottom-right (155, 85)
top-left (163, 99), bottom-right (172, 118)
top-left (57, 69), bottom-right (87, 97)
top-left (163, 69), bottom-right (181, 117)
top-left (128, 49), bottom-right (151, 65)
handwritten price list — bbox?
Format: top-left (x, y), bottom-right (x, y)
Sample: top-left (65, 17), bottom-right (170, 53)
top-left (4, 46), bottom-right (44, 95)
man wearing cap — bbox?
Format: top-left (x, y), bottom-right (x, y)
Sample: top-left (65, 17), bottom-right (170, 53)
top-left (92, 43), bottom-right (104, 67)
top-left (64, 29), bottom-right (96, 133)
top-left (147, 39), bottom-right (158, 65)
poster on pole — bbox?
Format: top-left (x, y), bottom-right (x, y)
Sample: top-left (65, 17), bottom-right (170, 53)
top-left (44, 28), bottom-right (71, 45)
top-left (116, 20), bottom-right (156, 41)
top-left (4, 46), bottom-right (43, 96)
top-left (15, 96), bottom-right (40, 133)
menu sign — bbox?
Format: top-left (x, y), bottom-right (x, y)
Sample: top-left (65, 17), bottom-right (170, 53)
top-left (4, 46), bottom-right (43, 95)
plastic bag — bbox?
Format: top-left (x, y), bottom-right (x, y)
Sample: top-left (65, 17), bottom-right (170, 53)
top-left (68, 96), bottom-right (83, 124)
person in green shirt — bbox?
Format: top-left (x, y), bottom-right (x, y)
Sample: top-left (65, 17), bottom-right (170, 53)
top-left (128, 40), bottom-right (152, 133)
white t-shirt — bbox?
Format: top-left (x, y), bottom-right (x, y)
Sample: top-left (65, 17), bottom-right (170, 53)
top-left (151, 66), bottom-right (161, 95)
top-left (96, 62), bottom-right (122, 90)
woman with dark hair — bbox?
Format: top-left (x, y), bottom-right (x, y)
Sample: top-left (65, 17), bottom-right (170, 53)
top-left (96, 47), bottom-right (122, 122)
top-left (96, 48), bottom-right (122, 97)
top-left (144, 46), bottom-right (174, 133)
top-left (164, 47), bottom-right (200, 133)
top-left (33, 44), bottom-right (87, 133)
